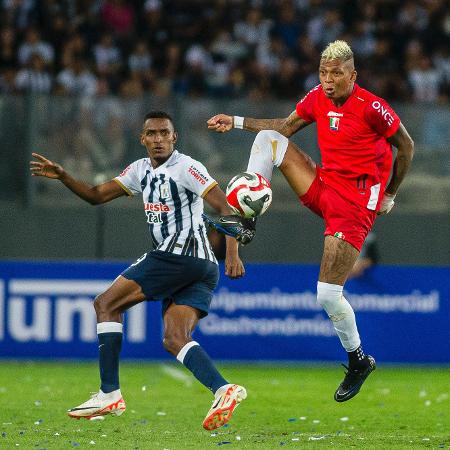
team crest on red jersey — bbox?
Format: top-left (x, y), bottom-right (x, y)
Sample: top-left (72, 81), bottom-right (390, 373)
top-left (327, 111), bottom-right (342, 131)
top-left (329, 117), bottom-right (340, 131)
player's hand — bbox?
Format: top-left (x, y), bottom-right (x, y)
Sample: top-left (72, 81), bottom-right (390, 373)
top-left (207, 114), bottom-right (233, 133)
top-left (30, 152), bottom-right (65, 179)
top-left (225, 253), bottom-right (245, 279)
top-left (377, 192), bottom-right (396, 215)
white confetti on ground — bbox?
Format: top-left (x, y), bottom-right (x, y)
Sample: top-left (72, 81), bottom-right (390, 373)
top-left (89, 441), bottom-right (95, 445)
top-left (292, 438), bottom-right (300, 441)
top-left (101, 435), bottom-right (107, 437)
top-left (34, 401), bottom-right (42, 406)
top-left (309, 436), bottom-right (326, 441)
top-left (422, 438), bottom-right (430, 441)
top-left (340, 417), bottom-right (349, 422)
top-left (299, 417), bottom-right (307, 420)
top-left (236, 436), bottom-right (241, 441)
top-left (312, 420), bottom-right (320, 424)
top-left (436, 394), bottom-right (448, 403)
top-left (419, 390), bottom-right (427, 398)
top-left (210, 433), bottom-right (217, 437)
top-left (157, 411), bottom-right (167, 416)
top-left (424, 400), bottom-right (431, 406)
top-left (54, 433), bottom-right (60, 436)
top-left (89, 416), bottom-right (105, 421)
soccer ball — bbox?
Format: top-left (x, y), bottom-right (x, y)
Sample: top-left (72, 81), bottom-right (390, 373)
top-left (226, 172), bottom-right (272, 218)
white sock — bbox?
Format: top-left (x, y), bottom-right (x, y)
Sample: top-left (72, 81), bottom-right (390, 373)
top-left (317, 281), bottom-right (361, 351)
top-left (247, 130), bottom-right (288, 181)
top-left (99, 388), bottom-right (121, 399)
top-left (176, 341), bottom-right (199, 363)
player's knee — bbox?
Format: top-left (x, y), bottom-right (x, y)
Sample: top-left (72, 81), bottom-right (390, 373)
top-left (94, 294), bottom-right (113, 319)
top-left (163, 331), bottom-right (190, 356)
top-left (317, 281), bottom-right (347, 321)
top-left (253, 130), bottom-right (288, 167)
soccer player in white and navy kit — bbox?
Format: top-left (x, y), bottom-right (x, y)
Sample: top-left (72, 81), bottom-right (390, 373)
top-left (206, 41), bottom-right (414, 402)
top-left (30, 111), bottom-right (247, 430)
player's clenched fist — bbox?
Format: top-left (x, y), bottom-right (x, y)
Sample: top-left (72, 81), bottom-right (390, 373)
top-left (30, 152), bottom-right (64, 179)
top-left (207, 114), bottom-right (233, 133)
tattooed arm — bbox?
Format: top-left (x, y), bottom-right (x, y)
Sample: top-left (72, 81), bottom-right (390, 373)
top-left (207, 110), bottom-right (310, 138)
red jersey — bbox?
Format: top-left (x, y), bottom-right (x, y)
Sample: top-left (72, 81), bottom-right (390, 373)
top-left (295, 83), bottom-right (400, 210)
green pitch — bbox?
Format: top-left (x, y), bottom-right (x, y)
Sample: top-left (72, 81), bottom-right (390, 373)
top-left (0, 362), bottom-right (448, 449)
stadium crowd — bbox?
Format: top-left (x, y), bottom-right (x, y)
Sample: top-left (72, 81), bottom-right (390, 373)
top-left (0, 0), bottom-right (449, 103)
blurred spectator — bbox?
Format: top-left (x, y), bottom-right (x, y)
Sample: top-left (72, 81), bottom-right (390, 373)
top-left (100, 0), bottom-right (134, 38)
top-left (93, 33), bottom-right (121, 76)
top-left (17, 28), bottom-right (54, 66)
top-left (234, 7), bottom-right (272, 56)
top-left (272, 3), bottom-right (302, 53)
top-left (14, 53), bottom-right (52, 93)
top-left (0, 26), bottom-right (17, 69)
top-left (56, 57), bottom-right (97, 96)
top-left (0, 66), bottom-right (16, 93)
top-left (408, 56), bottom-right (442, 103)
top-left (2, 0), bottom-right (36, 30)
top-left (128, 40), bottom-right (152, 74)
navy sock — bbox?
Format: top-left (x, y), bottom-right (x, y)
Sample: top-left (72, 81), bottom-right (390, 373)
top-left (98, 332), bottom-right (122, 393)
top-left (182, 345), bottom-right (228, 393)
top-left (348, 345), bottom-right (366, 368)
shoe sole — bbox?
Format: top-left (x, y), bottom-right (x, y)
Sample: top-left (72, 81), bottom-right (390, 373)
top-left (334, 359), bottom-right (376, 403)
top-left (68, 399), bottom-right (126, 420)
top-left (202, 389), bottom-right (246, 430)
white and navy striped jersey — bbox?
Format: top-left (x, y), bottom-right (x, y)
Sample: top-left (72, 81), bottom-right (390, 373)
top-left (114, 150), bottom-right (218, 264)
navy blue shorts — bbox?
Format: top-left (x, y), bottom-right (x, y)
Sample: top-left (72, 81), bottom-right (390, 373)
top-left (121, 250), bottom-right (219, 318)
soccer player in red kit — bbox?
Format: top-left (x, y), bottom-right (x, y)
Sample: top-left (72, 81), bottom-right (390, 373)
top-left (205, 40), bottom-right (414, 402)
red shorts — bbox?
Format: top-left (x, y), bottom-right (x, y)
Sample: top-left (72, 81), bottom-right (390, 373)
top-left (299, 169), bottom-right (377, 251)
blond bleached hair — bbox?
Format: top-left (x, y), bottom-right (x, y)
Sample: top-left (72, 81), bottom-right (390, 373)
top-left (321, 40), bottom-right (354, 62)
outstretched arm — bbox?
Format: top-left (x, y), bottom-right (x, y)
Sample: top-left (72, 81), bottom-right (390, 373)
top-left (378, 123), bottom-right (414, 215)
top-left (203, 185), bottom-right (244, 279)
top-left (207, 111), bottom-right (310, 138)
top-left (30, 152), bottom-right (126, 205)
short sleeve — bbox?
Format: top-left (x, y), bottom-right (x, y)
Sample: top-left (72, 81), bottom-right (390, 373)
top-left (179, 157), bottom-right (217, 197)
top-left (295, 85), bottom-right (319, 123)
top-left (114, 161), bottom-right (142, 196)
top-left (364, 97), bottom-right (400, 138)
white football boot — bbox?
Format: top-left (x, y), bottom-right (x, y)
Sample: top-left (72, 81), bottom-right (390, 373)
top-left (202, 384), bottom-right (247, 430)
top-left (68, 389), bottom-right (126, 419)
